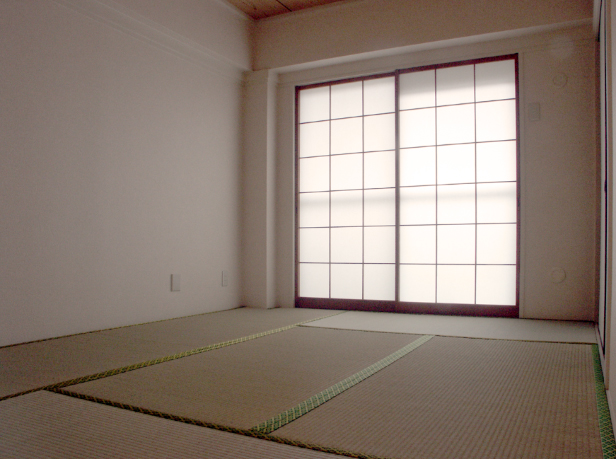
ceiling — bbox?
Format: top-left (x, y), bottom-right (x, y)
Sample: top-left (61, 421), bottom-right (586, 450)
top-left (225, 0), bottom-right (348, 20)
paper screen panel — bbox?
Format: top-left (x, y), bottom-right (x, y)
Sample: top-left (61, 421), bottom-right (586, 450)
top-left (399, 70), bottom-right (435, 110)
top-left (364, 264), bottom-right (395, 301)
top-left (437, 265), bottom-right (475, 304)
top-left (476, 224), bottom-right (516, 264)
top-left (364, 226), bottom-right (395, 263)
top-left (436, 65), bottom-right (474, 106)
top-left (364, 188), bottom-right (395, 225)
top-left (476, 182), bottom-right (517, 223)
top-left (331, 117), bottom-right (363, 154)
top-left (437, 144), bottom-right (475, 185)
top-left (475, 60), bottom-right (516, 102)
top-left (436, 104), bottom-right (475, 145)
top-left (364, 113), bottom-right (395, 152)
top-left (400, 186), bottom-right (436, 225)
top-left (331, 154), bottom-right (362, 191)
top-left (476, 100), bottom-right (516, 142)
top-left (400, 108), bottom-right (436, 148)
top-left (299, 156), bottom-right (329, 192)
top-left (400, 225), bottom-right (436, 264)
top-left (299, 122), bottom-right (329, 158)
top-left (476, 141), bottom-right (517, 182)
top-left (437, 184), bottom-right (475, 224)
top-left (476, 265), bottom-right (516, 305)
top-left (299, 192), bottom-right (329, 228)
top-left (331, 264), bottom-right (363, 299)
top-left (437, 224), bottom-right (476, 264)
top-left (331, 227), bottom-right (363, 263)
top-left (299, 228), bottom-right (329, 263)
top-left (330, 190), bottom-right (362, 227)
top-left (364, 77), bottom-right (395, 115)
top-left (331, 81), bottom-right (362, 119)
top-left (400, 265), bottom-right (436, 302)
top-left (400, 147), bottom-right (436, 186)
top-left (365, 151), bottom-right (395, 188)
top-left (299, 86), bottom-right (329, 122)
top-left (299, 263), bottom-right (329, 298)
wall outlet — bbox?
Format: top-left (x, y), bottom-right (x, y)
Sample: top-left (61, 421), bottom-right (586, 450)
top-left (171, 274), bottom-right (181, 292)
top-left (222, 270), bottom-right (228, 287)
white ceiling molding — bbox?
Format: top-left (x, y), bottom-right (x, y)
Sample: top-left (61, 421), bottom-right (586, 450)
top-left (52, 0), bottom-right (248, 81)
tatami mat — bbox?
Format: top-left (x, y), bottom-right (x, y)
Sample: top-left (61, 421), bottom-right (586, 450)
top-left (0, 307), bottom-right (336, 399)
top-left (0, 391), bottom-right (340, 459)
top-left (303, 310), bottom-right (596, 343)
top-left (275, 336), bottom-right (602, 459)
top-left (64, 327), bottom-right (420, 429)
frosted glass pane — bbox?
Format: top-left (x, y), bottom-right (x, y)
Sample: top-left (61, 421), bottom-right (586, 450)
top-left (364, 226), bottom-right (395, 263)
top-left (299, 228), bottom-right (329, 262)
top-left (400, 186), bottom-right (436, 225)
top-left (299, 122), bottom-right (329, 158)
top-left (436, 105), bottom-right (475, 145)
top-left (299, 192), bottom-right (329, 227)
top-left (364, 77), bottom-right (395, 115)
top-left (365, 151), bottom-right (395, 188)
top-left (364, 189), bottom-right (395, 225)
top-left (331, 118), bottom-right (363, 154)
top-left (331, 154), bottom-right (362, 191)
top-left (476, 100), bottom-right (516, 142)
top-left (476, 265), bottom-right (516, 305)
top-left (477, 183), bottom-right (516, 223)
top-left (436, 265), bottom-right (475, 304)
top-left (477, 224), bottom-right (516, 264)
top-left (299, 86), bottom-right (329, 123)
top-left (299, 156), bottom-right (329, 192)
top-left (436, 65), bottom-right (474, 106)
top-left (475, 60), bottom-right (516, 102)
top-left (400, 108), bottom-right (436, 148)
top-left (400, 147), bottom-right (436, 186)
top-left (437, 184), bottom-right (475, 224)
top-left (364, 264), bottom-right (395, 301)
top-left (476, 141), bottom-right (517, 182)
top-left (400, 70), bottom-right (435, 110)
top-left (331, 227), bottom-right (362, 263)
top-left (437, 224), bottom-right (475, 264)
top-left (400, 265), bottom-right (435, 302)
top-left (437, 144), bottom-right (475, 184)
top-left (331, 190), bottom-right (362, 226)
top-left (299, 263), bottom-right (329, 298)
top-left (331, 264), bottom-right (362, 299)
top-left (400, 225), bottom-right (436, 263)
top-left (364, 114), bottom-right (395, 152)
top-left (331, 81), bottom-right (363, 119)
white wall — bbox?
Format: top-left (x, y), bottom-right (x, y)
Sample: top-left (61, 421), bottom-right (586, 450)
top-left (0, 0), bottom-right (250, 346)
top-left (254, 0), bottom-right (593, 71)
top-left (266, 22), bottom-right (598, 320)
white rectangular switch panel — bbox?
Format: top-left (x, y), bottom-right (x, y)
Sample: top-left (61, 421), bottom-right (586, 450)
top-left (222, 270), bottom-right (228, 287)
top-left (171, 274), bottom-right (181, 292)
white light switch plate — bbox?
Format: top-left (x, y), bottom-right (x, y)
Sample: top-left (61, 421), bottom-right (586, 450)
top-left (171, 274), bottom-right (181, 292)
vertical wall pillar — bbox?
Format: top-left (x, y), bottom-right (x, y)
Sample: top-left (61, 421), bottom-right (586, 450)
top-left (241, 69), bottom-right (277, 308)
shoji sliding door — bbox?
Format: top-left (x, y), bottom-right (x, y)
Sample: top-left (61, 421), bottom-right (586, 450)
top-left (296, 55), bottom-right (519, 317)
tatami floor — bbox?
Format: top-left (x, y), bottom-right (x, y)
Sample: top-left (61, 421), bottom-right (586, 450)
top-left (0, 307), bottom-right (609, 459)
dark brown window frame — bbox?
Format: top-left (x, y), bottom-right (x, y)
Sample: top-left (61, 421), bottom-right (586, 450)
top-left (295, 54), bottom-right (520, 318)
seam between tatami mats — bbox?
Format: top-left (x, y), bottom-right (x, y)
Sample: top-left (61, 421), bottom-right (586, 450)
top-left (299, 324), bottom-right (596, 345)
top-left (47, 388), bottom-right (388, 459)
top-left (0, 311), bottom-right (346, 402)
top-left (250, 335), bottom-right (434, 434)
top-left (593, 345), bottom-right (616, 459)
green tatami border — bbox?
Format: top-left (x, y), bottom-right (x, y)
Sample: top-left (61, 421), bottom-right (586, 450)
top-left (0, 311), bottom-right (345, 402)
top-left (593, 344), bottom-right (616, 459)
top-left (251, 334), bottom-right (434, 434)
top-left (47, 388), bottom-right (389, 459)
